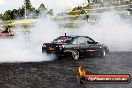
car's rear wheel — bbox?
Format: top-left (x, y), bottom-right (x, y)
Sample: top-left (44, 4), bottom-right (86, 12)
top-left (71, 50), bottom-right (79, 60)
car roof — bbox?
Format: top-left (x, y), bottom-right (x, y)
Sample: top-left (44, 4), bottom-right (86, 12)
top-left (59, 35), bottom-right (90, 38)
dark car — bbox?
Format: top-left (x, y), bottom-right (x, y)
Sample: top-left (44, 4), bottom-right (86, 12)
top-left (42, 34), bottom-right (109, 60)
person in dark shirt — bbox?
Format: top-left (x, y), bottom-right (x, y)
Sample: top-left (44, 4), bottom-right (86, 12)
top-left (2, 25), bottom-right (11, 33)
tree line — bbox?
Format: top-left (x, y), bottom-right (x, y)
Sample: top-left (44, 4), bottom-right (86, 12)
top-left (0, 0), bottom-right (53, 21)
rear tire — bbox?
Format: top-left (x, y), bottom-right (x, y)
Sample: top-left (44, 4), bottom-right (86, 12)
top-left (71, 50), bottom-right (79, 60)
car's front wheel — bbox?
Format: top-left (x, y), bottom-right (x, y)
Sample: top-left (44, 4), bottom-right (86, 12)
top-left (98, 49), bottom-right (106, 58)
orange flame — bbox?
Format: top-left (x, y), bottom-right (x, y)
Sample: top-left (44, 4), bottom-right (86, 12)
top-left (78, 66), bottom-right (86, 76)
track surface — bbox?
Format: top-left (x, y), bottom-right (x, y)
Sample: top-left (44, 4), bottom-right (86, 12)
top-left (0, 52), bottom-right (132, 88)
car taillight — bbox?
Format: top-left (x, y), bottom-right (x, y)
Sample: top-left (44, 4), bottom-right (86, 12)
top-left (59, 45), bottom-right (64, 48)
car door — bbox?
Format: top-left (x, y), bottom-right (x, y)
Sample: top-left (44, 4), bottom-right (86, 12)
top-left (72, 37), bottom-right (89, 55)
top-left (84, 37), bottom-right (97, 54)
top-left (78, 37), bottom-right (97, 56)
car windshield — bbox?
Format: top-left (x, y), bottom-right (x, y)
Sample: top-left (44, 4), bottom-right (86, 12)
top-left (53, 36), bottom-right (73, 43)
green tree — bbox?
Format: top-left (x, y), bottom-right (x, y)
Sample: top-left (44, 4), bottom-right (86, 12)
top-left (25, 0), bottom-right (35, 12)
top-left (0, 0), bottom-right (37, 21)
top-left (2, 10), bottom-right (13, 21)
top-left (25, 0), bottom-right (35, 18)
top-left (0, 14), bottom-right (3, 19)
top-left (48, 9), bottom-right (53, 16)
top-left (25, 0), bottom-right (32, 10)
top-left (12, 9), bottom-right (18, 20)
top-left (38, 3), bottom-right (47, 15)
top-left (19, 6), bottom-right (25, 18)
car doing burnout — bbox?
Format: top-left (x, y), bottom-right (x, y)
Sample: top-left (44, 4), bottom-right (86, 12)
top-left (42, 35), bottom-right (109, 60)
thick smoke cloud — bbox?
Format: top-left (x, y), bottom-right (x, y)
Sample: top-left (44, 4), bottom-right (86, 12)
top-left (0, 12), bottom-right (131, 63)
top-left (0, 18), bottom-right (61, 63)
top-left (77, 12), bottom-right (132, 51)
top-left (0, 1), bottom-right (132, 63)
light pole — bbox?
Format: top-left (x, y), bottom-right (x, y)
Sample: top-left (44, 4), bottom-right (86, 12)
top-left (87, 0), bottom-right (90, 4)
top-left (24, 0), bottom-right (27, 19)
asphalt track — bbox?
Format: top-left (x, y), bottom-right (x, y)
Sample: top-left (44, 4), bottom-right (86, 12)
top-left (0, 51), bottom-right (132, 88)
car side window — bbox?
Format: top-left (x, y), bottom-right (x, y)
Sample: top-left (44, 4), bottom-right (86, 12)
top-left (72, 37), bottom-right (87, 44)
top-left (85, 37), bottom-right (94, 44)
top-left (72, 38), bottom-right (78, 44)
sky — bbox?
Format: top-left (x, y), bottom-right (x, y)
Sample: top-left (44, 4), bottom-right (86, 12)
top-left (0, 0), bottom-right (86, 13)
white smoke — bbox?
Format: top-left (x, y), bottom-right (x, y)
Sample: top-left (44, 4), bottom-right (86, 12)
top-left (0, 1), bottom-right (132, 63)
top-left (0, 18), bottom-right (62, 63)
top-left (30, 18), bottom-right (64, 44)
top-left (0, 36), bottom-right (55, 63)
top-left (76, 12), bottom-right (132, 51)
